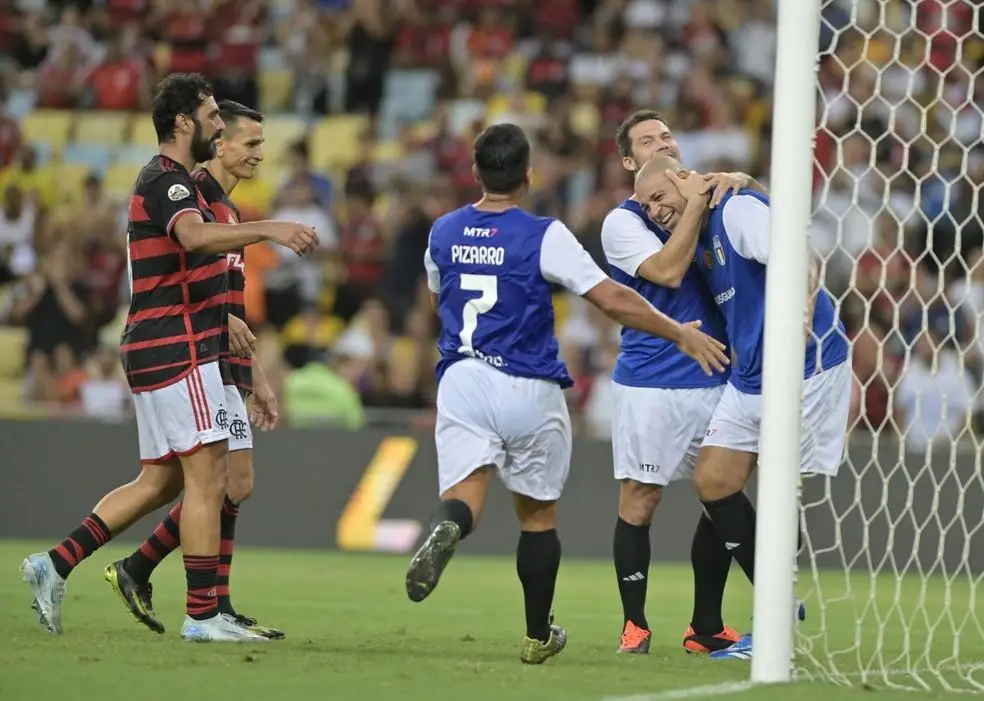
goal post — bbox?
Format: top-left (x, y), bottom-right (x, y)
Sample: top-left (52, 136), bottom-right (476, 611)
top-left (757, 0), bottom-right (984, 692)
top-left (752, 0), bottom-right (823, 684)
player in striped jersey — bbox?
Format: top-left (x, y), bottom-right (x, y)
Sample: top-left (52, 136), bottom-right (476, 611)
top-left (21, 74), bottom-right (318, 642)
top-left (106, 100), bottom-right (284, 640)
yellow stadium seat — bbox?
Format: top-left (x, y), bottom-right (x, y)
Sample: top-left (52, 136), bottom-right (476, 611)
top-left (570, 102), bottom-right (600, 139)
top-left (280, 314), bottom-right (345, 347)
top-left (371, 140), bottom-right (404, 164)
top-left (407, 120), bottom-right (438, 142)
top-left (259, 115), bottom-right (309, 166)
top-left (0, 326), bottom-right (26, 379)
top-left (259, 69), bottom-right (293, 113)
top-left (53, 163), bottom-right (91, 201)
top-left (103, 163), bottom-right (140, 198)
top-left (19, 110), bottom-right (74, 152)
top-left (130, 114), bottom-right (159, 148)
top-left (310, 115), bottom-right (369, 171)
top-left (231, 176), bottom-right (277, 220)
top-left (74, 111), bottom-right (131, 147)
top-left (486, 92), bottom-right (547, 120)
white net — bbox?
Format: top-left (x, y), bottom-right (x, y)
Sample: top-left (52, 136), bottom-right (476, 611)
top-left (799, 0), bottom-right (984, 691)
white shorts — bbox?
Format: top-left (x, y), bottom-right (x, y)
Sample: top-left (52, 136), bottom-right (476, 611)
top-left (435, 359), bottom-right (572, 501)
top-left (612, 383), bottom-right (725, 486)
top-left (702, 361), bottom-right (852, 476)
top-left (224, 385), bottom-right (253, 453)
top-left (133, 362), bottom-right (230, 464)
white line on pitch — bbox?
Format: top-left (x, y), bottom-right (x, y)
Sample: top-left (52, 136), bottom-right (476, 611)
top-left (601, 681), bottom-right (757, 701)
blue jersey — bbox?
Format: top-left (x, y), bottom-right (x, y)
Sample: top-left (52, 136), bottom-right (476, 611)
top-left (426, 205), bottom-right (604, 388)
top-left (695, 190), bottom-right (849, 394)
top-left (602, 199), bottom-right (729, 389)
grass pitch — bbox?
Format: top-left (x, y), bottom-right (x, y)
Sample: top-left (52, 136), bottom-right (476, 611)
top-left (1, 540), bottom-right (979, 701)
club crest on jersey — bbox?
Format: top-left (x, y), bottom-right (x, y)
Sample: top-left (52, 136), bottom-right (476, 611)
top-left (168, 184), bottom-right (190, 201)
top-left (712, 236), bottom-right (726, 266)
top-left (463, 226), bottom-right (498, 238)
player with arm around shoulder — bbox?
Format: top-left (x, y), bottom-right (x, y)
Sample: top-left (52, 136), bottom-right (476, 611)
top-left (106, 100), bottom-right (284, 640)
top-left (404, 123), bottom-right (728, 665)
top-left (634, 155), bottom-right (852, 660)
top-left (20, 74), bottom-right (317, 642)
top-left (604, 110), bottom-right (767, 655)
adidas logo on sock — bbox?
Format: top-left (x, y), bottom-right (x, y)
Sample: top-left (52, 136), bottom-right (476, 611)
top-left (621, 572), bottom-right (646, 582)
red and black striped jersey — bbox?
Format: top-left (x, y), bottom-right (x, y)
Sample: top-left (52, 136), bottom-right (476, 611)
top-left (192, 166), bottom-right (252, 395)
top-left (121, 155), bottom-right (230, 392)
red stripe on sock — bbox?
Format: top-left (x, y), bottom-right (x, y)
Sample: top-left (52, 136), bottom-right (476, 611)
top-left (54, 543), bottom-right (78, 567)
top-left (81, 518), bottom-right (109, 546)
top-left (219, 539), bottom-right (235, 556)
top-left (154, 523), bottom-right (177, 549)
top-left (139, 540), bottom-right (164, 563)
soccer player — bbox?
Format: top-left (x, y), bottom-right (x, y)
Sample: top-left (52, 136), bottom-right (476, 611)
top-left (633, 155), bottom-right (851, 660)
top-left (104, 100), bottom-right (284, 640)
top-left (404, 123), bottom-right (730, 664)
top-left (604, 109), bottom-right (765, 655)
top-left (20, 73), bottom-right (318, 641)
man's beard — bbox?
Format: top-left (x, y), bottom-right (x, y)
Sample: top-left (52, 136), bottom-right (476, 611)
top-left (190, 118), bottom-right (216, 163)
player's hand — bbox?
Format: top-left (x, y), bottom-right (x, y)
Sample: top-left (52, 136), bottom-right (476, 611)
top-left (700, 172), bottom-right (750, 209)
top-left (265, 221), bottom-right (319, 256)
top-left (675, 320), bottom-right (730, 376)
top-left (228, 314), bottom-right (255, 358)
top-left (665, 169), bottom-right (711, 207)
top-left (250, 382), bottom-right (280, 431)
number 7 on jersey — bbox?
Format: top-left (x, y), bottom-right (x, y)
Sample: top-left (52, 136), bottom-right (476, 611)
top-left (458, 274), bottom-right (498, 354)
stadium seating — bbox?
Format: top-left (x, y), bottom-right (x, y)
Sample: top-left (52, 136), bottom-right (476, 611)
top-left (74, 112), bottom-right (131, 147)
top-left (18, 110), bottom-right (73, 157)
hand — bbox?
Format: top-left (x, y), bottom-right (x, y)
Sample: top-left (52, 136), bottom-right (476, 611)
top-left (700, 172), bottom-right (751, 209)
top-left (665, 169), bottom-right (711, 207)
top-left (265, 221), bottom-right (319, 256)
top-left (250, 382), bottom-right (279, 431)
top-left (228, 313), bottom-right (256, 358)
top-left (675, 320), bottom-right (730, 376)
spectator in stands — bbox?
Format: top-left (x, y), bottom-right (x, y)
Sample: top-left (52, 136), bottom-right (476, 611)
top-left (46, 4), bottom-right (95, 66)
top-left (37, 42), bottom-right (86, 109)
top-left (10, 238), bottom-right (91, 399)
top-left (343, 0), bottom-right (394, 115)
top-left (81, 31), bottom-right (149, 111)
top-left (283, 345), bottom-right (366, 429)
top-left (9, 10), bottom-right (49, 74)
top-left (71, 173), bottom-right (125, 333)
top-left (0, 184), bottom-right (37, 284)
top-left (78, 343), bottom-right (130, 419)
top-left (279, 140), bottom-right (333, 211)
top-left (0, 104), bottom-right (21, 170)
top-left (0, 145), bottom-right (53, 211)
top-left (210, 0), bottom-right (265, 109)
top-left (380, 181), bottom-right (430, 333)
top-left (334, 182), bottom-right (386, 322)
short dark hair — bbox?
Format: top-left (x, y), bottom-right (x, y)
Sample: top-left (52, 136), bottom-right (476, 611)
top-left (151, 73), bottom-right (214, 143)
top-left (473, 123), bottom-right (530, 195)
top-left (615, 109), bottom-right (667, 159)
top-left (218, 100), bottom-right (264, 132)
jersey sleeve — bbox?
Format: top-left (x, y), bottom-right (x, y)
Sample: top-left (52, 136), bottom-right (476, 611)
top-left (721, 194), bottom-right (771, 264)
top-left (146, 170), bottom-right (204, 239)
top-left (540, 220), bottom-right (609, 296)
top-left (423, 233), bottom-right (440, 293)
top-left (600, 206), bottom-right (663, 277)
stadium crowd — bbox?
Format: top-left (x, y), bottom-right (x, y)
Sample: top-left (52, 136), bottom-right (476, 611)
top-left (0, 0), bottom-right (982, 449)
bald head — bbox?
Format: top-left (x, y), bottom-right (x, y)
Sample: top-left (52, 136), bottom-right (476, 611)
top-left (634, 155), bottom-right (689, 231)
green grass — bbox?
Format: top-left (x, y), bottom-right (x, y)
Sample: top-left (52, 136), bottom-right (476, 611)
top-left (1, 540), bottom-right (982, 701)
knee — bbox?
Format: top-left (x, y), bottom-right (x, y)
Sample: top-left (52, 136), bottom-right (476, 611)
top-left (693, 450), bottom-right (750, 501)
top-left (618, 480), bottom-right (662, 526)
top-left (134, 466), bottom-right (185, 508)
top-left (226, 453), bottom-right (254, 504)
top-left (184, 445), bottom-right (229, 501)
top-left (514, 495), bottom-right (557, 532)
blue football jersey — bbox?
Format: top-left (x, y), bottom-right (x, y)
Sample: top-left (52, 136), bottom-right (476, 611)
top-left (427, 205), bottom-right (575, 388)
top-left (604, 200), bottom-right (729, 389)
top-left (695, 189), bottom-right (849, 394)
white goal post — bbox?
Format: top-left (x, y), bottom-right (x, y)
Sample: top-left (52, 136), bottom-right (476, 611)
top-left (756, 0), bottom-right (984, 691)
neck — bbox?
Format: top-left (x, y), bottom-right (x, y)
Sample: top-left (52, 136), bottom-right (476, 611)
top-left (205, 161), bottom-right (240, 195)
top-left (158, 142), bottom-right (195, 173)
top-left (473, 192), bottom-right (520, 212)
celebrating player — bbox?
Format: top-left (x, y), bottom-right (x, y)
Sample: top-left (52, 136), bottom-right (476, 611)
top-left (20, 74), bottom-right (317, 641)
top-left (104, 100), bottom-right (284, 640)
top-left (604, 109), bottom-right (766, 655)
top-left (403, 123), bottom-right (729, 664)
top-left (633, 155), bottom-right (851, 660)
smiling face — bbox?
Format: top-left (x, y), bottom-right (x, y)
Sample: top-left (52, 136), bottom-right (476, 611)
top-left (215, 117), bottom-right (265, 180)
top-left (622, 119), bottom-right (682, 174)
top-left (634, 156), bottom-right (687, 230)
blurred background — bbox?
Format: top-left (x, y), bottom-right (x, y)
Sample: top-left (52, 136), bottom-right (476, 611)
top-left (0, 0), bottom-right (981, 453)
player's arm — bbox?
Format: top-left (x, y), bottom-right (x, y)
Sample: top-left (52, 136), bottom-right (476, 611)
top-left (541, 221), bottom-right (729, 375)
top-left (602, 206), bottom-right (700, 289)
top-left (250, 357), bottom-right (280, 431)
top-left (701, 171), bottom-right (769, 209)
top-left (150, 172), bottom-right (318, 255)
top-left (804, 255), bottom-right (821, 339)
top-left (228, 313), bottom-right (257, 358)
top-left (423, 236), bottom-right (439, 309)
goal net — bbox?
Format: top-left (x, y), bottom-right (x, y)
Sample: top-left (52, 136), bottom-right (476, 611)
top-left (800, 0), bottom-right (984, 690)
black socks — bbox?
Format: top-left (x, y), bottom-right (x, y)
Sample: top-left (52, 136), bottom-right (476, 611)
top-left (516, 529), bottom-right (561, 643)
top-left (613, 517), bottom-right (651, 629)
